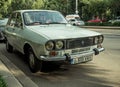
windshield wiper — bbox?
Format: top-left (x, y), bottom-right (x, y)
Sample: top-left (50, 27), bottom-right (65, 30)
top-left (45, 22), bottom-right (67, 24)
top-left (26, 21), bottom-right (42, 25)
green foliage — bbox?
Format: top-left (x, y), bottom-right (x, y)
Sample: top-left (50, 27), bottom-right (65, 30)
top-left (32, 0), bottom-right (44, 9)
top-left (43, 0), bottom-right (68, 15)
top-left (112, 22), bottom-right (120, 26)
top-left (82, 0), bottom-right (109, 21)
top-left (0, 0), bottom-right (11, 17)
top-left (0, 75), bottom-right (7, 87)
top-left (0, 0), bottom-right (119, 26)
top-left (108, 0), bottom-right (120, 18)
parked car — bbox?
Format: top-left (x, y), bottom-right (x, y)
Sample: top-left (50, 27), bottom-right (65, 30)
top-left (108, 16), bottom-right (120, 23)
top-left (68, 19), bottom-right (85, 26)
top-left (87, 19), bottom-right (102, 23)
top-left (0, 18), bottom-right (8, 41)
top-left (66, 14), bottom-right (85, 26)
top-left (4, 10), bottom-right (104, 73)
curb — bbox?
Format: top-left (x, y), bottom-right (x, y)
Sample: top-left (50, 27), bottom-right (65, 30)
top-left (0, 54), bottom-right (23, 87)
top-left (0, 52), bottom-right (38, 87)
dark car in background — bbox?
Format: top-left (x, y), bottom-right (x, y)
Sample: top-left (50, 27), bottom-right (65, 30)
top-left (0, 18), bottom-right (8, 41)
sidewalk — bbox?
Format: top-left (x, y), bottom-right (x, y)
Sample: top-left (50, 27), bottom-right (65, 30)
top-left (0, 52), bottom-right (38, 87)
top-left (0, 54), bottom-right (23, 87)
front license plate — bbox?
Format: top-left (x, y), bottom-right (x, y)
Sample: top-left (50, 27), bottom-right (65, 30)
top-left (70, 55), bottom-right (93, 64)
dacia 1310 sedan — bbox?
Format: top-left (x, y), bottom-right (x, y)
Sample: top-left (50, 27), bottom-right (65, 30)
top-left (4, 10), bottom-right (105, 73)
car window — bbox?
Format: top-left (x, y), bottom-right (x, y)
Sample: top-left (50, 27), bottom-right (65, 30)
top-left (8, 12), bottom-right (22, 28)
top-left (15, 13), bottom-right (22, 28)
top-left (23, 11), bottom-right (67, 25)
top-left (8, 13), bottom-right (17, 27)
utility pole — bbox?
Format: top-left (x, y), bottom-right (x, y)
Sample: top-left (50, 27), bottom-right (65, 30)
top-left (67, 0), bottom-right (68, 14)
top-left (75, 0), bottom-right (78, 14)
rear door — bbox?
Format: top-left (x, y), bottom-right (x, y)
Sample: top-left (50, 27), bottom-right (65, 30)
top-left (6, 12), bottom-right (17, 46)
top-left (6, 12), bottom-right (24, 51)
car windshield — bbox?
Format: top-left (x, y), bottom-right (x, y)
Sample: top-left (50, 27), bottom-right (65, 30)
top-left (23, 11), bottom-right (67, 25)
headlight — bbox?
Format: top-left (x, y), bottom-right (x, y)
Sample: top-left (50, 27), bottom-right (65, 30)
top-left (98, 35), bottom-right (103, 43)
top-left (94, 35), bottom-right (104, 44)
top-left (94, 36), bottom-right (99, 44)
top-left (55, 41), bottom-right (64, 50)
top-left (45, 41), bottom-right (54, 50)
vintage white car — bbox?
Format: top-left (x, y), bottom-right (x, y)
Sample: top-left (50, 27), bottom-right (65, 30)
top-left (4, 10), bottom-right (104, 73)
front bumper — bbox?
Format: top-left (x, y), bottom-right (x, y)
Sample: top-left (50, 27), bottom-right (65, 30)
top-left (40, 47), bottom-right (105, 62)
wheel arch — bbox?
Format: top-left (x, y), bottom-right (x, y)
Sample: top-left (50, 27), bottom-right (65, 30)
top-left (23, 43), bottom-right (33, 55)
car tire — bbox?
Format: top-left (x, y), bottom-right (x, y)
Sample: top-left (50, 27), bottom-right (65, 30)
top-left (28, 47), bottom-right (41, 73)
top-left (6, 40), bottom-right (13, 53)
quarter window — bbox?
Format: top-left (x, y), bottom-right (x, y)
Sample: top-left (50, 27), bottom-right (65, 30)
top-left (15, 13), bottom-right (22, 28)
top-left (8, 12), bottom-right (22, 28)
top-left (8, 13), bottom-right (17, 27)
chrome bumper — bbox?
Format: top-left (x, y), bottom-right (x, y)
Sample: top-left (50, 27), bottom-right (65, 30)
top-left (40, 47), bottom-right (105, 62)
top-left (40, 55), bottom-right (66, 61)
top-left (98, 47), bottom-right (105, 52)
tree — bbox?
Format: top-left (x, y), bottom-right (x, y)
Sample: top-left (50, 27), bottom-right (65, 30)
top-left (43, 0), bottom-right (68, 16)
top-left (81, 0), bottom-right (109, 21)
top-left (32, 0), bottom-right (44, 9)
top-left (0, 0), bottom-right (11, 18)
top-left (0, 0), bottom-right (119, 21)
top-left (109, 0), bottom-right (120, 18)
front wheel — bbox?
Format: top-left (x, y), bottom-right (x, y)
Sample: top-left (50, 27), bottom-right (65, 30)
top-left (28, 48), bottom-right (41, 73)
top-left (6, 40), bottom-right (13, 53)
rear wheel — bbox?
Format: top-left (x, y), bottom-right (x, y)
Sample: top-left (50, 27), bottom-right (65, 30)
top-left (28, 48), bottom-right (41, 73)
top-left (6, 40), bottom-right (13, 53)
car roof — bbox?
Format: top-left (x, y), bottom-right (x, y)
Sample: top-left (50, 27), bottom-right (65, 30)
top-left (13, 10), bottom-right (58, 13)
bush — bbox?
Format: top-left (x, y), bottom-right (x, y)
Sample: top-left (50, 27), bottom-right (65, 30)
top-left (112, 22), bottom-right (120, 26)
top-left (0, 75), bottom-right (7, 87)
top-left (85, 22), bottom-right (120, 26)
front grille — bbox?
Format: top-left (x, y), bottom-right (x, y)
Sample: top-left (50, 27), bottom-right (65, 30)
top-left (66, 37), bottom-right (94, 49)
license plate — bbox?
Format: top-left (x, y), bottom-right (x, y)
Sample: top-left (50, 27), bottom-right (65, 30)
top-left (70, 55), bottom-right (93, 64)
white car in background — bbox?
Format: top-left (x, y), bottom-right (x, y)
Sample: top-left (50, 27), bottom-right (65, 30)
top-left (68, 18), bottom-right (85, 26)
top-left (66, 14), bottom-right (85, 26)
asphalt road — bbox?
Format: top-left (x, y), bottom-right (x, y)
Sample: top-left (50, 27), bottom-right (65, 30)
top-left (0, 29), bottom-right (120, 87)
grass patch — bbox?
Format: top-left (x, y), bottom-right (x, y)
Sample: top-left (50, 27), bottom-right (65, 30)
top-left (0, 75), bottom-right (7, 87)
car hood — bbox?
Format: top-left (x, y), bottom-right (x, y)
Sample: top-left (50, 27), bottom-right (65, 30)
top-left (26, 24), bottom-right (101, 40)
